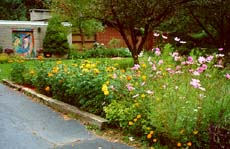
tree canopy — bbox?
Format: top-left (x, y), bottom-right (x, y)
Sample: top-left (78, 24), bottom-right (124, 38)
top-left (53, 0), bottom-right (190, 64)
top-left (0, 0), bottom-right (50, 20)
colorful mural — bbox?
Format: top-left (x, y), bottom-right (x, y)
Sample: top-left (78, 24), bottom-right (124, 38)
top-left (12, 29), bottom-right (35, 57)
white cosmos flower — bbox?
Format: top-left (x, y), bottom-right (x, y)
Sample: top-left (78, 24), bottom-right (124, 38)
top-left (174, 37), bottom-right (180, 41)
top-left (162, 34), bottom-right (168, 39)
top-left (153, 32), bottom-right (160, 37)
top-left (180, 41), bottom-right (187, 44)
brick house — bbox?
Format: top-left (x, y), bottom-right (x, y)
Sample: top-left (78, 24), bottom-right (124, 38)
top-left (72, 26), bottom-right (154, 50)
top-left (0, 9), bottom-right (154, 57)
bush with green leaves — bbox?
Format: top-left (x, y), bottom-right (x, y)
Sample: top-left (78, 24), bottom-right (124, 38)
top-left (69, 47), bottom-right (131, 59)
top-left (43, 16), bottom-right (70, 56)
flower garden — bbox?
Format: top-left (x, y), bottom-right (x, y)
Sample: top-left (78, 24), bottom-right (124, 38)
top-left (1, 43), bottom-right (230, 148)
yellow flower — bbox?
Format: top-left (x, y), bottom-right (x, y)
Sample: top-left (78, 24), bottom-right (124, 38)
top-left (48, 72), bottom-right (53, 77)
top-left (193, 130), bottom-right (198, 135)
top-left (102, 84), bottom-right (108, 92)
top-left (187, 142), bottom-right (192, 146)
top-left (141, 94), bottom-right (145, 98)
top-left (177, 142), bottom-right (182, 147)
top-left (150, 131), bottom-right (154, 135)
top-left (45, 86), bottom-right (50, 92)
top-left (121, 69), bottom-right (125, 73)
top-left (134, 103), bottom-right (139, 107)
top-left (180, 129), bottom-right (184, 134)
top-left (133, 118), bottom-right (137, 122)
top-left (141, 63), bottom-right (146, 68)
top-left (93, 68), bottom-right (100, 74)
top-left (152, 138), bottom-right (157, 142)
top-left (129, 121), bottom-right (133, 126)
top-left (137, 114), bottom-right (141, 119)
top-left (82, 68), bottom-right (89, 72)
top-left (85, 64), bottom-right (91, 69)
top-left (147, 134), bottom-right (152, 139)
top-left (52, 67), bottom-right (58, 73)
top-left (56, 61), bottom-right (62, 65)
top-left (30, 70), bottom-right (35, 75)
top-left (142, 75), bottom-right (147, 81)
top-left (104, 90), bottom-right (109, 96)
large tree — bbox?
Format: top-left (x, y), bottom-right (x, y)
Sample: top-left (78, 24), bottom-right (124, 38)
top-left (52, 0), bottom-right (190, 64)
top-left (186, 0), bottom-right (230, 63)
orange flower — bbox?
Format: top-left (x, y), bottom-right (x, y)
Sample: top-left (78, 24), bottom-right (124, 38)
top-left (177, 142), bottom-right (182, 147)
top-left (147, 134), bottom-right (152, 139)
top-left (45, 86), bottom-right (50, 92)
top-left (127, 75), bottom-right (132, 81)
top-left (187, 142), bottom-right (192, 146)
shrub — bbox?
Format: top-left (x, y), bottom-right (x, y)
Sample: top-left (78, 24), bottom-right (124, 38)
top-left (43, 15), bottom-right (70, 56)
top-left (10, 61), bottom-right (26, 84)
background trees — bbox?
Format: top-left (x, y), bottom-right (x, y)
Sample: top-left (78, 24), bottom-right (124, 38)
top-left (0, 0), bottom-right (50, 20)
top-left (53, 0), bottom-right (190, 64)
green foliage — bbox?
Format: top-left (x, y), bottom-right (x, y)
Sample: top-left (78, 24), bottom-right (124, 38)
top-left (43, 15), bottom-right (70, 56)
top-left (8, 45), bottom-right (230, 148)
top-left (10, 62), bottom-right (27, 84)
top-left (69, 47), bottom-right (131, 59)
top-left (103, 46), bottom-right (230, 148)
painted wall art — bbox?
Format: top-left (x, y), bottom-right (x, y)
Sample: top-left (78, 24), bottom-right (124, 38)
top-left (12, 29), bottom-right (35, 57)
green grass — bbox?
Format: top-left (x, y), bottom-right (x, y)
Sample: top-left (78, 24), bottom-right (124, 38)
top-left (0, 57), bottom-right (133, 82)
top-left (0, 63), bottom-right (12, 81)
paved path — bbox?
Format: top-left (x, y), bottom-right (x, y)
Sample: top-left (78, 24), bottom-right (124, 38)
top-left (0, 84), bottom-right (133, 149)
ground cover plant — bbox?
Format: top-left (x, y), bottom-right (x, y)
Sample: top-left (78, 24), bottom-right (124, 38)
top-left (8, 44), bottom-right (230, 148)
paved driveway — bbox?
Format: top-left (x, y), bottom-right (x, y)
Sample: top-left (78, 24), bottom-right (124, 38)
top-left (0, 84), bottom-right (133, 149)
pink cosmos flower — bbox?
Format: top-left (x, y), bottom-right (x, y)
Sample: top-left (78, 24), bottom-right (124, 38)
top-left (155, 50), bottom-right (161, 56)
top-left (198, 56), bottom-right (206, 64)
top-left (158, 60), bottom-right (163, 65)
top-left (193, 71), bottom-right (200, 76)
top-left (201, 64), bottom-right (208, 70)
top-left (131, 64), bottom-right (140, 70)
top-left (152, 64), bottom-right (157, 71)
top-left (226, 73), bottom-right (230, 79)
top-left (218, 48), bottom-right (224, 51)
top-left (187, 56), bottom-right (193, 63)
top-left (190, 79), bottom-right (201, 88)
top-left (172, 52), bottom-right (179, 57)
top-left (126, 83), bottom-right (135, 91)
top-left (206, 55), bottom-right (214, 63)
top-left (174, 56), bottom-right (181, 61)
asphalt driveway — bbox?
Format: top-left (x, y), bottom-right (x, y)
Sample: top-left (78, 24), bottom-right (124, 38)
top-left (0, 84), bottom-right (133, 149)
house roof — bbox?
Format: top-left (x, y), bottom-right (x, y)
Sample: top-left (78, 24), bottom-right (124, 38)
top-left (0, 20), bottom-right (71, 27)
top-left (0, 20), bottom-right (48, 26)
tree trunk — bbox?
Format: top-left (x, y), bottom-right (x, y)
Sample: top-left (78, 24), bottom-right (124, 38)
top-left (131, 51), bottom-right (139, 64)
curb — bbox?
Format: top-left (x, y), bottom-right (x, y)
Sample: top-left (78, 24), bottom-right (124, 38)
top-left (2, 79), bottom-right (108, 129)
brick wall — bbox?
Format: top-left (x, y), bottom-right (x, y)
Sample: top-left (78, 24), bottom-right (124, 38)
top-left (96, 26), bottom-right (153, 50)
